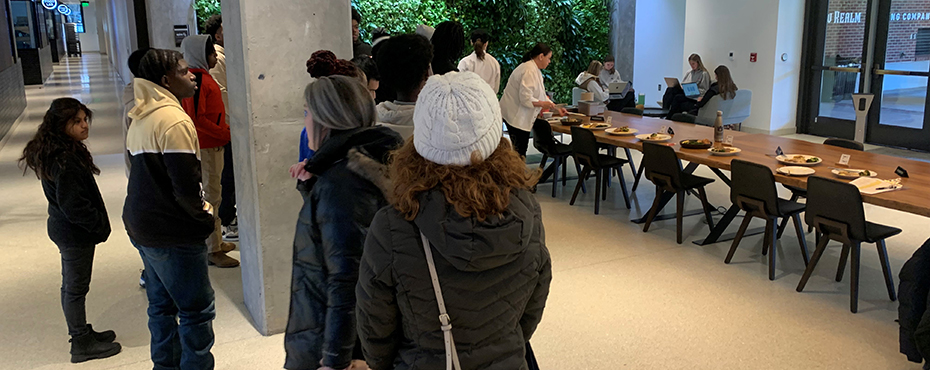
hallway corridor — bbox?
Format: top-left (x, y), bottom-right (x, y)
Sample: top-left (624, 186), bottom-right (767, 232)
top-left (0, 54), bottom-right (278, 369)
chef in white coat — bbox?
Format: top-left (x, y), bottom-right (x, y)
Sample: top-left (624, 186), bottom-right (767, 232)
top-left (500, 42), bottom-right (566, 158)
top-left (458, 29), bottom-right (501, 94)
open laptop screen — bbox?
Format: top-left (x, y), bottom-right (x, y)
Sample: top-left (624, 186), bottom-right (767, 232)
top-left (682, 82), bottom-right (701, 98)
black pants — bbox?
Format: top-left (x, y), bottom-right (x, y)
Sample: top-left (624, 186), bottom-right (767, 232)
top-left (505, 121), bottom-right (532, 158)
top-left (663, 86), bottom-right (687, 110)
top-left (607, 94), bottom-right (637, 112)
top-left (667, 94), bottom-right (698, 119)
top-left (59, 244), bottom-right (95, 337)
top-left (219, 142), bottom-right (236, 226)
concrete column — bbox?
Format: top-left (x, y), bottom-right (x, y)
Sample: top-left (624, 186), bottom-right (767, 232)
top-left (145, 0), bottom-right (196, 51)
top-left (610, 0), bottom-right (636, 81)
top-left (222, 0), bottom-right (352, 335)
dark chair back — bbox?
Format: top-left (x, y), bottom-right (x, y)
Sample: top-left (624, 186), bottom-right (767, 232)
top-left (730, 159), bottom-right (780, 216)
top-left (570, 126), bottom-right (602, 169)
top-left (532, 119), bottom-right (558, 155)
top-left (620, 107), bottom-right (644, 116)
top-left (805, 176), bottom-right (867, 241)
top-left (642, 142), bottom-right (682, 189)
top-left (670, 113), bottom-right (696, 124)
top-left (824, 138), bottom-right (864, 151)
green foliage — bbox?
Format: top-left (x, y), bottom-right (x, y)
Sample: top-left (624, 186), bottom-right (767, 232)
top-left (194, 0), bottom-right (222, 34)
top-left (353, 0), bottom-right (610, 102)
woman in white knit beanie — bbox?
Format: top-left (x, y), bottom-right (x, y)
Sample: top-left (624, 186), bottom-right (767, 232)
top-left (356, 71), bottom-right (551, 370)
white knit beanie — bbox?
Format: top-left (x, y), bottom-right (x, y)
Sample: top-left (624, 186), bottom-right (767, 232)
top-left (413, 71), bottom-right (503, 166)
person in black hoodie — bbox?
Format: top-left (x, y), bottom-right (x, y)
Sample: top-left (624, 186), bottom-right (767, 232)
top-left (19, 98), bottom-right (121, 363)
top-left (284, 75), bottom-right (403, 370)
top-left (430, 21), bottom-right (465, 75)
top-left (356, 72), bottom-right (552, 370)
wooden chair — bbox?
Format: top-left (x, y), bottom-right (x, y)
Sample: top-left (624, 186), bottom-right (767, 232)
top-left (569, 126), bottom-right (631, 214)
top-left (641, 142), bottom-right (715, 244)
top-left (724, 160), bottom-right (810, 280)
top-left (796, 176), bottom-right (899, 313)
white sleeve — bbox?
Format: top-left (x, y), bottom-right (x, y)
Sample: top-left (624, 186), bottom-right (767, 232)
top-left (519, 67), bottom-right (541, 108)
top-left (457, 57), bottom-right (470, 73)
top-left (491, 58), bottom-right (501, 95)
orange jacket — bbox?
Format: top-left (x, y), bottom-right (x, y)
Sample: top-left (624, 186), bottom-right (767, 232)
top-left (182, 68), bottom-right (230, 149)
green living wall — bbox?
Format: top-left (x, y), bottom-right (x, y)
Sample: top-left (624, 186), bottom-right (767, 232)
top-left (355, 0), bottom-right (609, 103)
top-left (193, 0), bottom-right (611, 102)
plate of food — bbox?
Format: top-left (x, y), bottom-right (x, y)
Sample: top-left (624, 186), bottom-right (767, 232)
top-left (606, 126), bottom-right (638, 135)
top-left (560, 117), bottom-right (584, 126)
top-left (636, 133), bottom-right (672, 142)
top-left (708, 147), bottom-right (741, 156)
top-left (680, 139), bottom-right (712, 149)
top-left (581, 122), bottom-right (611, 130)
top-left (777, 166), bottom-right (816, 176)
top-left (832, 168), bottom-right (878, 179)
top-left (776, 154), bottom-right (822, 166)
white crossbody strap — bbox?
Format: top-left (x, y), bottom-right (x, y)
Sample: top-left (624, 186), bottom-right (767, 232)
top-left (421, 232), bottom-right (462, 370)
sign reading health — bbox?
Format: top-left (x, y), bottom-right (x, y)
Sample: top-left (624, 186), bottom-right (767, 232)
top-left (57, 4), bottom-right (72, 16)
top-left (41, 0), bottom-right (57, 10)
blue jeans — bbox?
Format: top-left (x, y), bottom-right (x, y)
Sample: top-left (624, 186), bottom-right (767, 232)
top-left (133, 240), bottom-right (216, 370)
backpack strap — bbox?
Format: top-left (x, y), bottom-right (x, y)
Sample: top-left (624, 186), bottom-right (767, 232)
top-left (420, 232), bottom-right (462, 370)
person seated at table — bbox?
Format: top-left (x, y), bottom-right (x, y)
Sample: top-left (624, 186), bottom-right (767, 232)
top-left (667, 65), bottom-right (737, 119)
top-left (662, 53), bottom-right (712, 111)
top-left (575, 61), bottom-right (635, 111)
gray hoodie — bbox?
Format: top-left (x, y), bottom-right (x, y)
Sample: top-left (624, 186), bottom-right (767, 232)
top-left (376, 101), bottom-right (416, 139)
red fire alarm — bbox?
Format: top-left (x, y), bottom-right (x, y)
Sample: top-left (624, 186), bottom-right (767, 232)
top-left (750, 53), bottom-right (758, 63)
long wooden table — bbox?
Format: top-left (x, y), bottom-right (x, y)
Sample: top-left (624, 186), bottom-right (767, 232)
top-left (550, 111), bottom-right (930, 244)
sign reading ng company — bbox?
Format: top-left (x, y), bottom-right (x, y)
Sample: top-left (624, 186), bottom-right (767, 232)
top-left (828, 11), bottom-right (930, 24)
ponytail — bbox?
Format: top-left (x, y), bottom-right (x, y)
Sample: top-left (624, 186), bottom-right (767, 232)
top-left (522, 42), bottom-right (551, 63)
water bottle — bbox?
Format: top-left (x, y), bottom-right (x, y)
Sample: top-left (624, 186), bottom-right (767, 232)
top-left (713, 111), bottom-right (724, 149)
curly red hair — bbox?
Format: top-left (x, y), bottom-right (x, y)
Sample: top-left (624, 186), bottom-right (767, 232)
top-left (306, 50), bottom-right (359, 78)
top-left (389, 138), bottom-right (540, 222)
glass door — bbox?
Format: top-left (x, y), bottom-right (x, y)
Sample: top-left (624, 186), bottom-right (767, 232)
top-left (802, 0), bottom-right (870, 139)
top-left (866, 0), bottom-right (930, 151)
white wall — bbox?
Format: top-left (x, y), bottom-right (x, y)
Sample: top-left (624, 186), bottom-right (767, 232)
top-left (146, 0), bottom-right (197, 51)
top-left (633, 0), bottom-right (686, 107)
top-left (79, 1), bottom-right (101, 52)
top-left (102, 0), bottom-right (138, 84)
top-left (771, 0), bottom-right (804, 134)
top-left (684, 0), bottom-right (779, 132)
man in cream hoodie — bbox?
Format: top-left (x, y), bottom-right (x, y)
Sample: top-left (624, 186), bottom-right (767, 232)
top-left (124, 49), bottom-right (217, 370)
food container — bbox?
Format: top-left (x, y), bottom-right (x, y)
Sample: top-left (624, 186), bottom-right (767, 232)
top-left (578, 101), bottom-right (605, 116)
top-left (580, 92), bottom-right (595, 102)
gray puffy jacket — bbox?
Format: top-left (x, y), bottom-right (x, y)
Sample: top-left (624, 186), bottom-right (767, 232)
top-left (356, 188), bottom-right (551, 370)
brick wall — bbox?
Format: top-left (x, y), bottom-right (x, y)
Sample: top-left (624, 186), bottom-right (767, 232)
top-left (825, 0), bottom-right (930, 64)
top-left (0, 63), bottom-right (26, 142)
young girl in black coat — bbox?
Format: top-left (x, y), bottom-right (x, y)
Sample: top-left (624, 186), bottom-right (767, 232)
top-left (19, 98), bottom-right (121, 363)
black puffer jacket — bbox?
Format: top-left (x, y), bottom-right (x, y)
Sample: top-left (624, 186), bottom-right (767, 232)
top-left (357, 188), bottom-right (552, 370)
top-left (899, 239), bottom-right (930, 366)
top-left (284, 127), bottom-right (402, 370)
top-left (41, 152), bottom-right (111, 246)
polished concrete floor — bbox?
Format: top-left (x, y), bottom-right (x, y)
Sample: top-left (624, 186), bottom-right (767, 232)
top-left (1, 54), bottom-right (928, 369)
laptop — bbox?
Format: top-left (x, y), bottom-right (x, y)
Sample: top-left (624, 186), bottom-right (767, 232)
top-left (681, 82), bottom-right (701, 98)
top-left (664, 77), bottom-right (681, 88)
top-left (608, 81), bottom-right (630, 97)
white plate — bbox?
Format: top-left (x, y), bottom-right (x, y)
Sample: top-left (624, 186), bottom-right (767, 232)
top-left (775, 154), bottom-right (822, 166)
top-left (636, 133), bottom-right (672, 142)
top-left (777, 166), bottom-right (816, 176)
top-left (832, 168), bottom-right (878, 179)
top-left (606, 127), bottom-right (638, 136)
top-left (707, 147), bottom-right (741, 156)
top-left (581, 123), bottom-right (610, 130)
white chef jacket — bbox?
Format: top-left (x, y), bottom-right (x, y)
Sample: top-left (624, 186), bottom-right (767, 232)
top-left (500, 60), bottom-right (548, 132)
top-left (458, 52), bottom-right (501, 94)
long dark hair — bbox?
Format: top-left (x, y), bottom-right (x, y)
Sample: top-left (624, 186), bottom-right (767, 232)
top-left (714, 65), bottom-right (738, 100)
top-left (470, 29), bottom-right (491, 61)
top-left (19, 98), bottom-right (99, 180)
top-left (431, 21), bottom-right (465, 74)
top-left (522, 42), bottom-right (551, 63)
